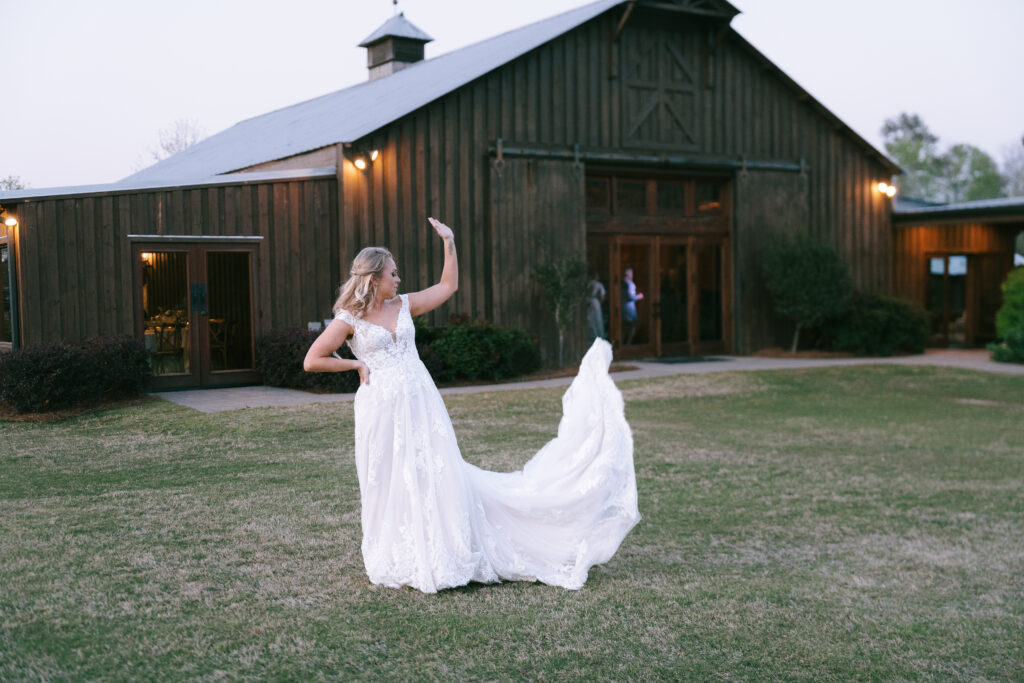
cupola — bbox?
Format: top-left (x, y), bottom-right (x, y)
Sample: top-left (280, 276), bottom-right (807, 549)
top-left (358, 13), bottom-right (434, 81)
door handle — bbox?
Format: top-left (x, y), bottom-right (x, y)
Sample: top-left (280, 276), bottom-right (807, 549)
top-left (190, 283), bottom-right (207, 316)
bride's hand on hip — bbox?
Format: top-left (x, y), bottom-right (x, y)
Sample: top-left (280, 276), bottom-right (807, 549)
top-left (356, 360), bottom-right (370, 385)
top-left (428, 217), bottom-right (453, 241)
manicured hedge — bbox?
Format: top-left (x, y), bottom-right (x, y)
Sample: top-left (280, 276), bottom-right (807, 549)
top-left (823, 293), bottom-right (928, 356)
top-left (0, 335), bottom-right (151, 413)
top-left (257, 316), bottom-right (539, 391)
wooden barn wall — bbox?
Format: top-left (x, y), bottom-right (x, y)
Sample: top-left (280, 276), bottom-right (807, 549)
top-left (734, 170), bottom-right (810, 353)
top-left (11, 177), bottom-right (338, 346)
top-left (892, 223), bottom-right (1017, 339)
top-left (329, 6), bottom-right (894, 356)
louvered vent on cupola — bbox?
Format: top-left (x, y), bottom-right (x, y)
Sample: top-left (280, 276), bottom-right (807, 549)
top-left (358, 12), bottom-right (434, 81)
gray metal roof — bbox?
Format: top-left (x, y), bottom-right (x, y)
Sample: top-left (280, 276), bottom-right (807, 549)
top-left (359, 13), bottom-right (434, 47)
top-left (124, 0), bottom-right (623, 183)
top-left (893, 195), bottom-right (1024, 222)
top-left (0, 166), bottom-right (336, 203)
top-left (894, 195), bottom-right (1024, 215)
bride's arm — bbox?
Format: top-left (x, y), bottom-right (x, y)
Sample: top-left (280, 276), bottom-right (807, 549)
top-left (408, 217), bottom-right (458, 317)
top-left (303, 319), bottom-right (369, 384)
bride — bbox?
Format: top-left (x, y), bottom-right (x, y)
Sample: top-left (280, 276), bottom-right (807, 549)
top-left (304, 217), bottom-right (640, 593)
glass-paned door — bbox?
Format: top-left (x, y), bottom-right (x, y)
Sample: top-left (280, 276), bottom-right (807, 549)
top-left (140, 249), bottom-right (193, 381)
top-left (617, 239), bottom-right (655, 354)
top-left (589, 235), bottom-right (730, 357)
top-left (926, 254), bottom-right (968, 347)
top-left (1, 243), bottom-right (12, 344)
top-left (206, 251), bottom-right (254, 373)
top-left (695, 241), bottom-right (724, 345)
top-left (136, 243), bottom-right (259, 388)
top-left (658, 240), bottom-right (689, 354)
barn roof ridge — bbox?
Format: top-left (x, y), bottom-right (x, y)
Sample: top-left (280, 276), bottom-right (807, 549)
top-left (116, 0), bottom-right (895, 183)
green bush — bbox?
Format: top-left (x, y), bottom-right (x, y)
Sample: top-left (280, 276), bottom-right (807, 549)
top-left (0, 335), bottom-right (151, 413)
top-left (824, 293), bottom-right (929, 356)
top-left (994, 268), bottom-right (1024, 338)
top-left (987, 323), bottom-right (1024, 363)
top-left (987, 268), bottom-right (1024, 364)
top-left (260, 316), bottom-right (540, 390)
top-left (256, 327), bottom-right (361, 393)
top-left (428, 319), bottom-right (541, 382)
top-left (762, 236), bottom-right (853, 351)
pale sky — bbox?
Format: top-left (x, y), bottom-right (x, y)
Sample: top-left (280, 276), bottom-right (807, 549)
top-left (3, 0), bottom-right (1022, 190)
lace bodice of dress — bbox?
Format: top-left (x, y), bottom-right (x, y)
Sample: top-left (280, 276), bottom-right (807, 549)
top-left (334, 294), bottom-right (418, 376)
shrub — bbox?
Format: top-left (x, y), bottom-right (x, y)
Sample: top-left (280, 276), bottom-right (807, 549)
top-left (986, 268), bottom-right (1024, 364)
top-left (0, 335), bottom-right (151, 413)
top-left (824, 293), bottom-right (928, 356)
top-left (428, 319), bottom-right (541, 382)
top-left (762, 236), bottom-right (853, 351)
top-left (987, 322), bottom-right (1024, 363)
top-left (994, 268), bottom-right (1024, 338)
top-left (256, 327), bottom-right (361, 393)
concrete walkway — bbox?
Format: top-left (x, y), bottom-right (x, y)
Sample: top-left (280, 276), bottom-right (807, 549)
top-left (152, 349), bottom-right (1023, 414)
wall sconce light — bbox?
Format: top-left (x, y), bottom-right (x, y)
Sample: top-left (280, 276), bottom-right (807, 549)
top-left (876, 181), bottom-right (896, 198)
top-left (0, 205), bottom-right (17, 228)
top-left (349, 148), bottom-right (379, 171)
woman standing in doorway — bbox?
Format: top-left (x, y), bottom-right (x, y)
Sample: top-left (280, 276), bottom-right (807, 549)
top-left (304, 218), bottom-right (639, 593)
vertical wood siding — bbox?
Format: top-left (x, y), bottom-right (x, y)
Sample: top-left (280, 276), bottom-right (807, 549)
top-left (9, 177), bottom-right (338, 346)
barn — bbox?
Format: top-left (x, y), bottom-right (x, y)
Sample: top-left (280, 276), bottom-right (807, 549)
top-left (0, 0), bottom-right (935, 389)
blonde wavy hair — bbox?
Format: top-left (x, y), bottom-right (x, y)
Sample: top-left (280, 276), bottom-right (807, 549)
top-left (333, 247), bottom-right (394, 318)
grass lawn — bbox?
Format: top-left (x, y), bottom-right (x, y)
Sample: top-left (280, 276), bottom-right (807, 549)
top-left (1, 365), bottom-right (1022, 680)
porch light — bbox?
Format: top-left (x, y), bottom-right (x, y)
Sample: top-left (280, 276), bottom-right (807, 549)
top-left (370, 149), bottom-right (379, 162)
top-left (876, 182), bottom-right (896, 197)
top-left (354, 157), bottom-right (367, 170)
top-left (4, 215), bottom-right (16, 227)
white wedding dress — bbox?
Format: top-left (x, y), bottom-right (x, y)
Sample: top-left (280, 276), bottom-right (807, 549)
top-left (334, 294), bottom-right (640, 593)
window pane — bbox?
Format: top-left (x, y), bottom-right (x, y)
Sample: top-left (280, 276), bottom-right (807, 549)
top-left (207, 251), bottom-right (254, 371)
top-left (657, 181), bottom-right (687, 214)
top-left (948, 254), bottom-right (967, 276)
top-left (695, 181), bottom-right (722, 213)
top-left (142, 251), bottom-right (190, 376)
top-left (615, 179), bottom-right (647, 214)
top-left (1, 245), bottom-right (11, 343)
top-left (585, 177), bottom-right (610, 214)
top-left (929, 257), bottom-right (945, 275)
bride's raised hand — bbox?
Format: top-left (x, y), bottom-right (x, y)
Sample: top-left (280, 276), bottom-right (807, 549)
top-left (427, 217), bottom-right (454, 241)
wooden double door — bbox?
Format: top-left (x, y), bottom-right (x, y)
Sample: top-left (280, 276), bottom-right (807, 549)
top-left (134, 241), bottom-right (260, 388)
top-left (588, 234), bottom-right (731, 358)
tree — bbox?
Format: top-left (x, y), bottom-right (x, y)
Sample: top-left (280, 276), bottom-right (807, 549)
top-left (1002, 138), bottom-right (1024, 197)
top-left (0, 175), bottom-right (27, 191)
top-left (881, 112), bottom-right (1006, 203)
top-left (536, 258), bottom-right (589, 367)
top-left (940, 143), bottom-right (1004, 202)
top-left (148, 118), bottom-right (206, 162)
top-left (762, 236), bottom-right (853, 353)
top-left (881, 113), bottom-right (944, 201)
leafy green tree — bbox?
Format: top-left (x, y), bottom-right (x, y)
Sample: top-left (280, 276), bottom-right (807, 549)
top-left (882, 113), bottom-right (945, 201)
top-left (762, 237), bottom-right (853, 352)
top-left (881, 112), bottom-right (1006, 202)
top-left (941, 143), bottom-right (1005, 202)
top-left (536, 258), bottom-right (589, 367)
